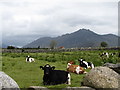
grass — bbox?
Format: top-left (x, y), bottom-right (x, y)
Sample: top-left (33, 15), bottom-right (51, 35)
top-left (2, 50), bottom-right (120, 88)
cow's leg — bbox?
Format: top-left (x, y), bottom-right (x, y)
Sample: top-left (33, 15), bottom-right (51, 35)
top-left (67, 73), bottom-right (71, 85)
top-left (83, 71), bottom-right (87, 74)
top-left (76, 66), bottom-right (81, 74)
top-left (91, 63), bottom-right (94, 69)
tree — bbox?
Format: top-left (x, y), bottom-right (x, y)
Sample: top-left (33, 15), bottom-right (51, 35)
top-left (7, 46), bottom-right (15, 49)
top-left (38, 46), bottom-right (40, 49)
top-left (49, 40), bottom-right (57, 49)
top-left (100, 42), bottom-right (108, 47)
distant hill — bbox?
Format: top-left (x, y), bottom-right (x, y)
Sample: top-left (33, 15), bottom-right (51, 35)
top-left (23, 29), bottom-right (120, 48)
top-left (2, 43), bottom-right (8, 48)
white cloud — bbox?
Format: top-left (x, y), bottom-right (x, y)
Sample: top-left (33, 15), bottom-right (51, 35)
top-left (1, 0), bottom-right (119, 46)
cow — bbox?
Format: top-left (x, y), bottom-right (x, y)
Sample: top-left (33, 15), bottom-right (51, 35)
top-left (99, 52), bottom-right (109, 58)
top-left (26, 55), bottom-right (35, 62)
top-left (67, 61), bottom-right (87, 74)
top-left (110, 52), bottom-right (116, 56)
top-left (78, 59), bottom-right (94, 69)
top-left (40, 64), bottom-right (71, 85)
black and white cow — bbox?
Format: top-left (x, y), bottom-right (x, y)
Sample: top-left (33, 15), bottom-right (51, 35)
top-left (40, 64), bottom-right (71, 85)
top-left (110, 52), bottom-right (116, 56)
top-left (26, 55), bottom-right (35, 62)
top-left (78, 59), bottom-right (94, 69)
top-left (99, 52), bottom-right (109, 58)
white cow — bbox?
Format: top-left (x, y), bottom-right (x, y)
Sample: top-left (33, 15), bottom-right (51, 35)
top-left (26, 55), bottom-right (35, 62)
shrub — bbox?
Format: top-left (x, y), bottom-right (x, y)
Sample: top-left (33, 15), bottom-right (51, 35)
top-left (7, 46), bottom-right (15, 49)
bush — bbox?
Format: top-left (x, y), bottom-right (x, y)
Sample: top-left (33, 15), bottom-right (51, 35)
top-left (7, 46), bottom-right (15, 49)
top-left (100, 42), bottom-right (108, 47)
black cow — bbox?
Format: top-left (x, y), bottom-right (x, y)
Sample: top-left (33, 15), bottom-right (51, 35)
top-left (78, 59), bottom-right (94, 69)
top-left (40, 64), bottom-right (71, 85)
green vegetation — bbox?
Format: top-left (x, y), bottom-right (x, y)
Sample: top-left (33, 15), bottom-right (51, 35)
top-left (2, 50), bottom-right (119, 88)
top-left (100, 42), bottom-right (108, 47)
top-left (7, 45), bottom-right (16, 49)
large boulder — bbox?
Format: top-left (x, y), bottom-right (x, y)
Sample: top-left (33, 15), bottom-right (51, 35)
top-left (103, 63), bottom-right (120, 74)
top-left (0, 71), bottom-right (20, 90)
top-left (82, 67), bottom-right (120, 88)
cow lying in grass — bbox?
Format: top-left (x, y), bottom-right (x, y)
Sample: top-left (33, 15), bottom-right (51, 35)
top-left (99, 52), bottom-right (109, 58)
top-left (78, 59), bottom-right (94, 69)
top-left (67, 61), bottom-right (87, 74)
top-left (26, 55), bottom-right (35, 62)
top-left (40, 64), bottom-right (71, 85)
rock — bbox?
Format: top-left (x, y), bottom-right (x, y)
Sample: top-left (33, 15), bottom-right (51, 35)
top-left (62, 86), bottom-right (95, 90)
top-left (29, 86), bottom-right (96, 90)
top-left (82, 67), bottom-right (120, 89)
top-left (0, 71), bottom-right (20, 90)
top-left (103, 63), bottom-right (120, 74)
top-left (28, 86), bottom-right (49, 90)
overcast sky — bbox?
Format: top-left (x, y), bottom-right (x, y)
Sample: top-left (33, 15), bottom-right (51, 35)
top-left (0, 0), bottom-right (119, 47)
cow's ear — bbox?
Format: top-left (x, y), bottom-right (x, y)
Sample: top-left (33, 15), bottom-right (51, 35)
top-left (40, 66), bottom-right (44, 70)
top-left (52, 66), bottom-right (55, 70)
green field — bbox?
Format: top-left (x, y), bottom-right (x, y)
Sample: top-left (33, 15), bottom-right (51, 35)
top-left (2, 50), bottom-right (120, 88)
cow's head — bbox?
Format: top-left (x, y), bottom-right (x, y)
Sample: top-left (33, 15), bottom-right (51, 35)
top-left (27, 55), bottom-right (30, 58)
top-left (68, 61), bottom-right (75, 64)
top-left (67, 61), bottom-right (75, 69)
top-left (78, 58), bottom-right (85, 62)
top-left (40, 64), bottom-right (55, 75)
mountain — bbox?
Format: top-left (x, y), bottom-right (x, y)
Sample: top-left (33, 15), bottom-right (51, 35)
top-left (23, 29), bottom-right (120, 48)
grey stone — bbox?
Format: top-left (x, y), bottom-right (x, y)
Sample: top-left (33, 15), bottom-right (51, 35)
top-left (82, 67), bottom-right (120, 89)
top-left (28, 86), bottom-right (49, 90)
top-left (0, 71), bottom-right (20, 90)
top-left (62, 86), bottom-right (95, 90)
top-left (103, 63), bottom-right (120, 74)
top-left (29, 86), bottom-right (96, 90)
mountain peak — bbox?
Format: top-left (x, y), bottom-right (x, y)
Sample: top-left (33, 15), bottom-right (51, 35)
top-left (76, 28), bottom-right (97, 34)
top-left (23, 29), bottom-right (119, 48)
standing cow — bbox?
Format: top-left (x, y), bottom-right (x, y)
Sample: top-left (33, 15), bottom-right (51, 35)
top-left (78, 59), bottom-right (94, 69)
top-left (40, 64), bottom-right (71, 85)
top-left (26, 55), bottom-right (35, 62)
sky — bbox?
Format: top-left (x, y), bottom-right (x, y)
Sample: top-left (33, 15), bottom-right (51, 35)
top-left (0, 0), bottom-right (119, 47)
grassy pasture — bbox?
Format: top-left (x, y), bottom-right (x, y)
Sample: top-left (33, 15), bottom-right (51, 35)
top-left (2, 50), bottom-right (120, 88)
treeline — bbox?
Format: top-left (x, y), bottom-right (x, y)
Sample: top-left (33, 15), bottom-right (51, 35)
top-left (2, 47), bottom-right (120, 53)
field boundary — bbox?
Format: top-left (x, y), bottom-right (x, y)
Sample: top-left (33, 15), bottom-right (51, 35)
top-left (2, 47), bottom-right (120, 53)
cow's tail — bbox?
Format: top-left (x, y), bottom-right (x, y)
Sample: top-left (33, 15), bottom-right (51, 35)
top-left (67, 73), bottom-right (71, 85)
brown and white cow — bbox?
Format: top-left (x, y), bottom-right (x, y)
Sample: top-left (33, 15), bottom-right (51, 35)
top-left (67, 61), bottom-right (87, 74)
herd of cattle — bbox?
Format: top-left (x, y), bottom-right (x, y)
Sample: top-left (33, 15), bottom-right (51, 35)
top-left (25, 52), bottom-right (120, 85)
top-left (39, 59), bottom-right (93, 85)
